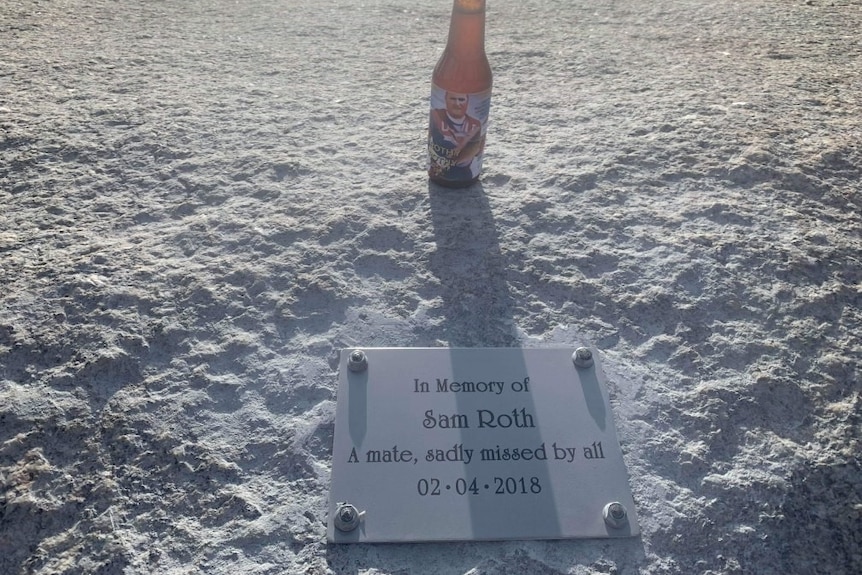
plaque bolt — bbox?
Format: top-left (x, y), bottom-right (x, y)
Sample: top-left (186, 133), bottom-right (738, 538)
top-left (347, 349), bottom-right (368, 372)
top-left (573, 347), bottom-right (594, 368)
top-left (603, 502), bottom-right (628, 528)
top-left (334, 503), bottom-right (363, 532)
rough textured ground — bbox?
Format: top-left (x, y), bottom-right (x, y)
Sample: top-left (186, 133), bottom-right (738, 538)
top-left (1, 0), bottom-right (860, 573)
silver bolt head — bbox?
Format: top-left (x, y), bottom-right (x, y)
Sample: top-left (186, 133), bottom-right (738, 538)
top-left (573, 347), bottom-right (594, 368)
top-left (347, 349), bottom-right (368, 372)
top-left (603, 502), bottom-right (628, 528)
top-left (334, 503), bottom-right (361, 532)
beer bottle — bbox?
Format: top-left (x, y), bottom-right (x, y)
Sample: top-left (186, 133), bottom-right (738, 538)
top-left (427, 0), bottom-right (492, 187)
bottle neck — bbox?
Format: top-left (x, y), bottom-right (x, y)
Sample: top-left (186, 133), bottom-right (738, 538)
top-left (446, 0), bottom-right (486, 56)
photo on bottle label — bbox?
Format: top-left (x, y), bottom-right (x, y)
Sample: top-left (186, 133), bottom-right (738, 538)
top-left (428, 84), bottom-right (491, 183)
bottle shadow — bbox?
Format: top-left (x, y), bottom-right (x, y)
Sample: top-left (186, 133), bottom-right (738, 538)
top-left (426, 180), bottom-right (563, 541)
top-left (426, 180), bottom-right (519, 347)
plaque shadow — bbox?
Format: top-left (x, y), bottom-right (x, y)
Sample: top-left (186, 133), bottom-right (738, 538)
top-left (427, 181), bottom-right (562, 541)
top-left (347, 369), bottom-right (368, 449)
top-left (576, 364), bottom-right (607, 431)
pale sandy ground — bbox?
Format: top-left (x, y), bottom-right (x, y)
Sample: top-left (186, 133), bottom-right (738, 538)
top-left (1, 0), bottom-right (861, 573)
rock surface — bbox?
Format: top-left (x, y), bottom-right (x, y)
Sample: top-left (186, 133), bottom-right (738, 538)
top-left (1, 0), bottom-right (860, 573)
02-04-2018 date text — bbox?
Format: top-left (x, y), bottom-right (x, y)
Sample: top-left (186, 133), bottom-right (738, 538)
top-left (417, 476), bottom-right (542, 496)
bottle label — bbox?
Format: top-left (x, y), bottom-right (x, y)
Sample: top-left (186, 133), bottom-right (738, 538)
top-left (427, 83), bottom-right (491, 184)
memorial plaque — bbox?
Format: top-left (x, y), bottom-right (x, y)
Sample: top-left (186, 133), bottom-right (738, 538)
top-left (328, 347), bottom-right (639, 543)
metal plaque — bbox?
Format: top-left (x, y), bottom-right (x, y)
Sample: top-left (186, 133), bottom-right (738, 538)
top-left (328, 347), bottom-right (639, 543)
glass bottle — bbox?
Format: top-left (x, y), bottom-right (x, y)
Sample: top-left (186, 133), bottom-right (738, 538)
top-left (427, 0), bottom-right (492, 187)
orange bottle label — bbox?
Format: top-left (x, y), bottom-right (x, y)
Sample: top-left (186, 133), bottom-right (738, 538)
top-left (427, 83), bottom-right (491, 184)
